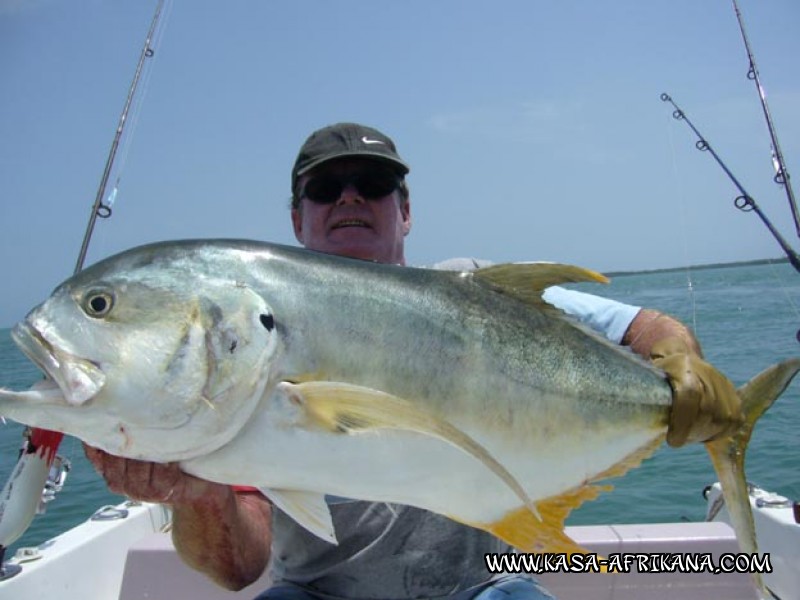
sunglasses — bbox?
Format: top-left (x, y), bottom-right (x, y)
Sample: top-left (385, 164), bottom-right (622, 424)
top-left (301, 168), bottom-right (401, 204)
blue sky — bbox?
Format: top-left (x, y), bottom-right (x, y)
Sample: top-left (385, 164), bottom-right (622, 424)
top-left (1, 0), bottom-right (798, 327)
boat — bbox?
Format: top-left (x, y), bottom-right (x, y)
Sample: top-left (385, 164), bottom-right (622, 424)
top-left (705, 482), bottom-right (800, 600)
top-left (1, 482), bottom-right (796, 599)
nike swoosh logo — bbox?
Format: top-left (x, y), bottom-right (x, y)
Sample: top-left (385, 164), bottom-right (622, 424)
top-left (361, 136), bottom-right (385, 145)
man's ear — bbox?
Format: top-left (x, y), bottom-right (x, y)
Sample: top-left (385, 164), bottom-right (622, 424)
top-left (401, 199), bottom-right (412, 236)
top-left (291, 207), bottom-right (304, 243)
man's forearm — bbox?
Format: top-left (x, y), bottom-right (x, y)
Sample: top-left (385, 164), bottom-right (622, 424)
top-left (622, 308), bottom-right (701, 359)
top-left (172, 489), bottom-right (273, 591)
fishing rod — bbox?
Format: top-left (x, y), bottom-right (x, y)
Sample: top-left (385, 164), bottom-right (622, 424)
top-left (0, 0), bottom-right (166, 579)
top-left (731, 0), bottom-right (799, 240)
top-left (660, 92), bottom-right (800, 275)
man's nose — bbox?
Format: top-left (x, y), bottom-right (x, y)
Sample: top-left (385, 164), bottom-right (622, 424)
top-left (336, 184), bottom-right (365, 205)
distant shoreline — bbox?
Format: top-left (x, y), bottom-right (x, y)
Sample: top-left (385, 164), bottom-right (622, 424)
top-left (605, 256), bottom-right (789, 278)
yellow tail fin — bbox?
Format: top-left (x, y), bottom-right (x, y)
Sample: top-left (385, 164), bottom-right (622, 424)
top-left (705, 358), bottom-right (800, 599)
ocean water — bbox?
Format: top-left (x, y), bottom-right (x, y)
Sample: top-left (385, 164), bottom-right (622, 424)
top-left (1, 260), bottom-right (798, 557)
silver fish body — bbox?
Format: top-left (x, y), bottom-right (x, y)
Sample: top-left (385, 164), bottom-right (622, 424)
top-left (1, 239), bottom-right (796, 597)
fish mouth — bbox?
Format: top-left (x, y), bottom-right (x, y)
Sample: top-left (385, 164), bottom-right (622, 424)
top-left (11, 321), bottom-right (106, 406)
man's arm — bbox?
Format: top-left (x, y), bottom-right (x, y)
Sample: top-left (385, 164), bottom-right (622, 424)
top-left (622, 308), bottom-right (701, 358)
top-left (84, 446), bottom-right (272, 591)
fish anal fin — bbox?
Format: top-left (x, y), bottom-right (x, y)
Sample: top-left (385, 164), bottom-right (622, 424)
top-left (473, 263), bottom-right (608, 310)
top-left (471, 435), bottom-right (666, 557)
top-left (471, 482), bottom-right (608, 558)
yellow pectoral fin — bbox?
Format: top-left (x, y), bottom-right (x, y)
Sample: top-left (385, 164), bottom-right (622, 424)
top-left (278, 380), bottom-right (539, 519)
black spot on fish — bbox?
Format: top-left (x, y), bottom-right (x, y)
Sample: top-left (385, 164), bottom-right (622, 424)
top-left (229, 340), bottom-right (238, 353)
top-left (260, 313), bottom-right (274, 331)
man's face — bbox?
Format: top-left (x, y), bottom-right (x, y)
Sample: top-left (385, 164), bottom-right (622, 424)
top-left (292, 158), bottom-right (411, 265)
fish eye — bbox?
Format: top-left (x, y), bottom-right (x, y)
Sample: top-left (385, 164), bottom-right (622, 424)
top-left (83, 291), bottom-right (115, 318)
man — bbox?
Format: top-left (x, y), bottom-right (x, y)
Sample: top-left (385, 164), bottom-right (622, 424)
top-left (86, 122), bottom-right (741, 599)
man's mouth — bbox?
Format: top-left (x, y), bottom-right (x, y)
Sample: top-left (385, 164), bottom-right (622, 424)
top-left (331, 219), bottom-right (371, 230)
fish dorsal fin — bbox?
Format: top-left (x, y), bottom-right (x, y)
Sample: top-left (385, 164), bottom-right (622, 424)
top-left (260, 488), bottom-right (337, 545)
top-left (473, 263), bottom-right (608, 310)
top-left (278, 381), bottom-right (539, 518)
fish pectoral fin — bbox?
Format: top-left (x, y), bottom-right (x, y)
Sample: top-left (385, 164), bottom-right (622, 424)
top-left (278, 381), bottom-right (538, 518)
top-left (473, 263), bottom-right (608, 310)
top-left (703, 358), bottom-right (800, 598)
top-left (259, 488), bottom-right (337, 545)
top-left (280, 380), bottom-right (411, 434)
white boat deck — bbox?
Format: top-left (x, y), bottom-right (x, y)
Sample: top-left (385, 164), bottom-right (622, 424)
top-left (117, 520), bottom-right (759, 600)
top-left (5, 493), bottom-right (796, 599)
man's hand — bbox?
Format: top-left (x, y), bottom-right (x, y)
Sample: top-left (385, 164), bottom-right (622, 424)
top-left (83, 444), bottom-right (228, 505)
top-left (85, 444), bottom-right (272, 589)
top-left (650, 337), bottom-right (743, 447)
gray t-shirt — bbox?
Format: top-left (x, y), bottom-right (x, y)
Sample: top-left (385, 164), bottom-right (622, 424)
top-left (267, 259), bottom-right (641, 598)
top-left (270, 498), bottom-right (510, 598)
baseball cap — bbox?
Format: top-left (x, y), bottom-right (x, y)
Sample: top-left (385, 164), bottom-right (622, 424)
top-left (291, 123), bottom-right (410, 192)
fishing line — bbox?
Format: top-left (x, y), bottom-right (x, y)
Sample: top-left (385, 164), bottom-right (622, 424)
top-left (765, 259), bottom-right (800, 339)
top-left (662, 100), bottom-right (698, 335)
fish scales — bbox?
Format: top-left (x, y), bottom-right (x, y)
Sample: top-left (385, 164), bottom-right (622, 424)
top-left (244, 242), bottom-right (670, 420)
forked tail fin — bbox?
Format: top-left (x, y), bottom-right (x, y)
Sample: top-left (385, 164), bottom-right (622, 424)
top-left (705, 358), bottom-right (800, 599)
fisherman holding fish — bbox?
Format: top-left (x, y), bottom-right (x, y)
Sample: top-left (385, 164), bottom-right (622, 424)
top-left (84, 123), bottom-right (743, 599)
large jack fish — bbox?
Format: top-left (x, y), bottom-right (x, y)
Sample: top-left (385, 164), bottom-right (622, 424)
top-left (1, 239), bottom-right (797, 597)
